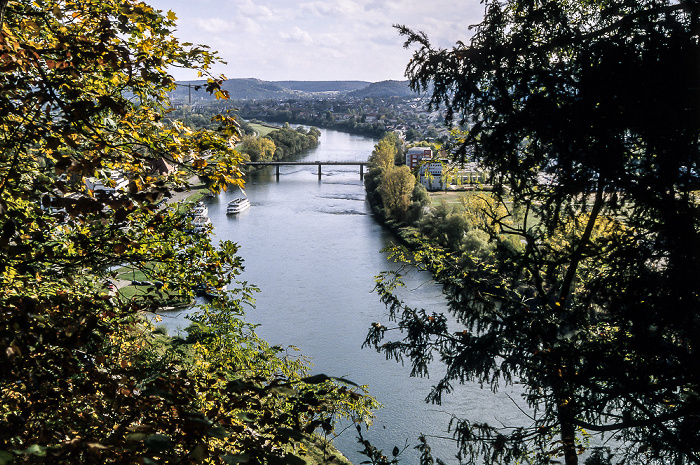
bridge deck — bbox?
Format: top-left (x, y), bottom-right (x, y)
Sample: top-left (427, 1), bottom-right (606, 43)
top-left (244, 161), bottom-right (368, 180)
top-left (245, 161), bottom-right (367, 166)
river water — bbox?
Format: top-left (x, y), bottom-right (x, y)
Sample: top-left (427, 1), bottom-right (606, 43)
top-left (161, 128), bottom-right (528, 464)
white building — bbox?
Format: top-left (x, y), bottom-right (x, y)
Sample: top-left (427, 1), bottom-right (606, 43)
top-left (85, 171), bottom-right (128, 195)
top-left (419, 160), bottom-right (446, 191)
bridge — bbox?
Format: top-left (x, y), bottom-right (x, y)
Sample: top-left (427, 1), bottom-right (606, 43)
top-left (244, 161), bottom-right (368, 181)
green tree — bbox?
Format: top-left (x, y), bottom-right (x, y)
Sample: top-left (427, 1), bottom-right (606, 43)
top-left (264, 126), bottom-right (320, 161)
top-left (367, 132), bottom-right (399, 171)
top-left (0, 1), bottom-right (372, 463)
top-left (367, 1), bottom-right (700, 464)
top-left (378, 165), bottom-right (415, 221)
top-left (239, 135), bottom-right (277, 162)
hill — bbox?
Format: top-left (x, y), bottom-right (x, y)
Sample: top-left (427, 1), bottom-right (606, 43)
top-left (346, 80), bottom-right (417, 98)
top-left (273, 81), bottom-right (369, 93)
top-left (168, 78), bottom-right (298, 101)
top-left (167, 79), bottom-right (419, 101)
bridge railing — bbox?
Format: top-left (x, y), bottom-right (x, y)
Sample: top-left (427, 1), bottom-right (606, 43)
top-left (244, 161), bottom-right (368, 180)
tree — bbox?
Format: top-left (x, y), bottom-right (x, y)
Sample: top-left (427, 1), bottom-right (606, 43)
top-left (367, 132), bottom-right (399, 171)
top-left (0, 1), bottom-right (372, 463)
top-left (239, 135), bottom-right (277, 162)
top-left (366, 1), bottom-right (700, 464)
top-left (378, 165), bottom-right (415, 221)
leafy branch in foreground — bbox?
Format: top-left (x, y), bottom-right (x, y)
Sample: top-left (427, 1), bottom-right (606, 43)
top-left (0, 1), bottom-right (376, 463)
top-left (366, 0), bottom-right (700, 464)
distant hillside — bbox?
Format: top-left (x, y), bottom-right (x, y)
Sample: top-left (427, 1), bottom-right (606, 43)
top-left (346, 80), bottom-right (417, 98)
top-left (168, 78), bottom-right (299, 101)
top-left (273, 81), bottom-right (370, 93)
top-left (167, 78), bottom-right (419, 101)
top-left (220, 79), bottom-right (298, 99)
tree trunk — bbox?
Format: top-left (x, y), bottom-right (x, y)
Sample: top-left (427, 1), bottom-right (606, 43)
top-left (558, 399), bottom-right (579, 465)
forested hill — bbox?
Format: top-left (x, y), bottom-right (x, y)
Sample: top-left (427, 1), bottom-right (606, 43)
top-left (274, 80), bottom-right (369, 93)
top-left (168, 78), bottom-right (419, 101)
top-left (346, 80), bottom-right (416, 98)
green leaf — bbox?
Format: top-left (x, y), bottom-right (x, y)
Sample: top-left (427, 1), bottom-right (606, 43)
top-left (18, 444), bottom-right (47, 457)
top-left (206, 426), bottom-right (231, 439)
top-left (276, 427), bottom-right (305, 441)
top-left (236, 412), bottom-right (256, 423)
top-left (145, 434), bottom-right (173, 453)
top-left (0, 451), bottom-right (15, 465)
top-left (187, 412), bottom-right (214, 427)
top-left (222, 453), bottom-right (251, 464)
top-left (189, 443), bottom-right (207, 462)
top-left (300, 374), bottom-right (331, 384)
top-left (125, 433), bottom-right (148, 442)
top-left (270, 386), bottom-right (298, 396)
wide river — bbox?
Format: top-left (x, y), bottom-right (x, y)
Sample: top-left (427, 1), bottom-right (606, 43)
top-left (161, 127), bottom-right (528, 464)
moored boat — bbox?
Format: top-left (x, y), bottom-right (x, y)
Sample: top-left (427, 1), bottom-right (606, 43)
top-left (191, 202), bottom-right (208, 217)
top-left (192, 215), bottom-right (211, 233)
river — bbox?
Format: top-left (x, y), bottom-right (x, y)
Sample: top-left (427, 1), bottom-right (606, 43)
top-left (161, 127), bottom-right (528, 464)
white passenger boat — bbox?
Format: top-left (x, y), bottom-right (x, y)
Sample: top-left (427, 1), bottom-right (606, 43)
top-left (192, 215), bottom-right (212, 233)
top-left (191, 202), bottom-right (208, 217)
top-left (226, 197), bottom-right (250, 215)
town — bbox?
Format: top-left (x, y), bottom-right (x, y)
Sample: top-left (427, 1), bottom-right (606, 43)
top-left (165, 79), bottom-right (453, 143)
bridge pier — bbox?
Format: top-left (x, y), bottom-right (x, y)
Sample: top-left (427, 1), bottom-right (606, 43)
top-left (245, 161), bottom-right (368, 181)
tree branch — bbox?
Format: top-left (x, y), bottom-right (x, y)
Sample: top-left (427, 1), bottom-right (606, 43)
top-left (0, 0), bottom-right (8, 30)
top-left (558, 183), bottom-right (605, 304)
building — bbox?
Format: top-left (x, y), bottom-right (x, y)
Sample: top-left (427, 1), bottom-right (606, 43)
top-left (406, 146), bottom-right (432, 170)
top-left (419, 160), bottom-right (446, 191)
top-left (85, 171), bottom-right (128, 195)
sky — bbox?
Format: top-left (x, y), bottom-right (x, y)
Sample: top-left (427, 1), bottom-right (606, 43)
top-left (145, 0), bottom-right (487, 82)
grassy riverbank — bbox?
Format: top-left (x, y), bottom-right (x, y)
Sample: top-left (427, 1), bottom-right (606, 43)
top-left (248, 121), bottom-right (280, 137)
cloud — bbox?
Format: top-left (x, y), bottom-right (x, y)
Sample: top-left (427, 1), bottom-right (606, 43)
top-left (194, 15), bottom-right (263, 35)
top-left (279, 26), bottom-right (314, 45)
top-left (195, 18), bottom-right (232, 34)
top-left (237, 0), bottom-right (275, 20)
top-left (300, 0), bottom-right (363, 17)
top-left (145, 0), bottom-right (486, 81)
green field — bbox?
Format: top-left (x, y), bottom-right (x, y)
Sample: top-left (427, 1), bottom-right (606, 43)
top-left (248, 122), bottom-right (280, 137)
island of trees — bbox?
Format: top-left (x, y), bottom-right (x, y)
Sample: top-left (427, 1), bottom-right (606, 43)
top-left (238, 124), bottom-right (321, 164)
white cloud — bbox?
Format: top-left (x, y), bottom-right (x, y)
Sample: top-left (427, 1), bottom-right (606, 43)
top-left (146, 0), bottom-right (486, 81)
top-left (299, 0), bottom-right (363, 17)
top-left (194, 17), bottom-right (232, 34)
top-left (237, 0), bottom-right (275, 20)
top-left (279, 26), bottom-right (314, 46)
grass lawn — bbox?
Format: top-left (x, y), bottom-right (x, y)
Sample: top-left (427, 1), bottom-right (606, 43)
top-left (118, 284), bottom-right (192, 309)
top-left (429, 190), bottom-right (466, 208)
top-left (115, 264), bottom-right (193, 309)
top-left (429, 188), bottom-right (504, 211)
top-left (248, 122), bottom-right (280, 137)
